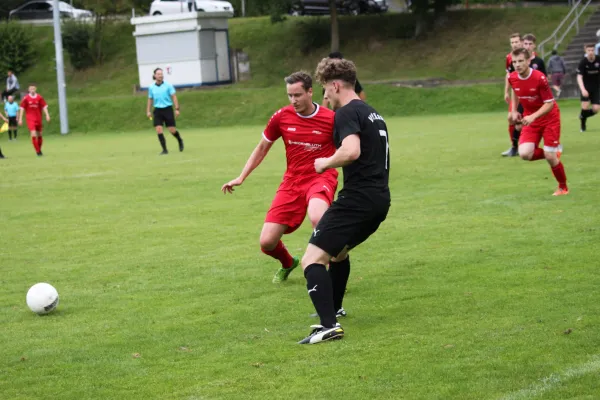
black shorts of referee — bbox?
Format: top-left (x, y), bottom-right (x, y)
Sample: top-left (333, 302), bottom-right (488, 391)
top-left (153, 106), bottom-right (176, 127)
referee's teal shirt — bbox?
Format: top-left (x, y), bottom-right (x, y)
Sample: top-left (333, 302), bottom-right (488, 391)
top-left (148, 81), bottom-right (176, 109)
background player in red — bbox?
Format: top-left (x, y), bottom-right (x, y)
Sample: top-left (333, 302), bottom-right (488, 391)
top-left (508, 48), bottom-right (568, 196)
top-left (221, 72), bottom-right (338, 283)
top-left (502, 33), bottom-right (523, 157)
top-left (18, 84), bottom-right (50, 156)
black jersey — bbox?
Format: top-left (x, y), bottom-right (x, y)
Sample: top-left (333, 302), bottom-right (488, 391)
top-left (333, 99), bottom-right (390, 199)
top-left (507, 56), bottom-right (547, 75)
top-left (529, 56), bottom-right (547, 76)
top-left (577, 56), bottom-right (600, 90)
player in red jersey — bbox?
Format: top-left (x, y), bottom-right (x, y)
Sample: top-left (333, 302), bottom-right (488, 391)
top-left (18, 84), bottom-right (50, 156)
top-left (221, 72), bottom-right (338, 283)
top-left (502, 33), bottom-right (523, 157)
top-left (508, 48), bottom-right (568, 196)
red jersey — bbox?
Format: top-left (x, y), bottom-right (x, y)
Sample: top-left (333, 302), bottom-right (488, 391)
top-left (20, 94), bottom-right (47, 121)
top-left (505, 53), bottom-right (513, 73)
top-left (263, 104), bottom-right (337, 182)
top-left (508, 69), bottom-right (558, 120)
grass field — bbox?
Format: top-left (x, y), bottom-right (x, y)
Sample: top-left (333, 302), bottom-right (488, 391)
top-left (1, 106), bottom-right (600, 399)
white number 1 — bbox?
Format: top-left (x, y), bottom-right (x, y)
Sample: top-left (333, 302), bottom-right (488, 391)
top-left (379, 130), bottom-right (389, 170)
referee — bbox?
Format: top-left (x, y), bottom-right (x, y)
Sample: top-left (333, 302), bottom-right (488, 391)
top-left (298, 57), bottom-right (391, 345)
top-left (577, 44), bottom-right (600, 132)
top-left (146, 68), bottom-right (184, 155)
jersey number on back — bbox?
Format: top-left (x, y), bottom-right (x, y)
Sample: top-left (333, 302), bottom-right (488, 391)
top-left (379, 130), bottom-right (389, 170)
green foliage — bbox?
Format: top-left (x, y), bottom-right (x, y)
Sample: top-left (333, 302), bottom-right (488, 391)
top-left (62, 21), bottom-right (94, 70)
top-left (0, 21), bottom-right (36, 75)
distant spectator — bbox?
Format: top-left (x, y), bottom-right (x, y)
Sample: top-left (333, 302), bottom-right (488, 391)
top-left (321, 51), bottom-right (366, 109)
top-left (188, 0), bottom-right (198, 12)
top-left (595, 29), bottom-right (600, 56)
top-left (2, 70), bottom-right (19, 103)
top-left (548, 50), bottom-right (567, 97)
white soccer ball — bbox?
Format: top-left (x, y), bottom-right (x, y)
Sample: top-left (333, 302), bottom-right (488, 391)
top-left (26, 283), bottom-right (59, 315)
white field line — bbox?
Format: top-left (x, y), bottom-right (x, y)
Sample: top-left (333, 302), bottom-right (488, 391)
top-left (500, 356), bottom-right (600, 400)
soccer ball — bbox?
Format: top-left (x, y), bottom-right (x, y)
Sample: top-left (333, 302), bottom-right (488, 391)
top-left (26, 283), bottom-right (59, 315)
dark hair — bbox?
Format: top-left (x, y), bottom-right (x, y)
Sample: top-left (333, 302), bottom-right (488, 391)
top-left (511, 48), bottom-right (531, 59)
top-left (551, 50), bottom-right (558, 55)
top-left (152, 67), bottom-right (163, 80)
top-left (523, 34), bottom-right (536, 43)
top-left (328, 51), bottom-right (343, 59)
top-left (284, 71), bottom-right (312, 91)
top-left (510, 33), bottom-right (522, 40)
top-left (315, 57), bottom-right (357, 87)
top-left (585, 43), bottom-right (595, 49)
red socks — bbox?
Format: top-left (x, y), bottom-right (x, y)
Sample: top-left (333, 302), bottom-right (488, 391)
top-left (31, 137), bottom-right (40, 153)
top-left (261, 240), bottom-right (294, 269)
top-left (530, 147), bottom-right (545, 161)
top-left (551, 162), bottom-right (568, 190)
top-left (38, 136), bottom-right (43, 151)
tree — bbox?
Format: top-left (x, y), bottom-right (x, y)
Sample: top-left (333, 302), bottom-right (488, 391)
top-left (329, 0), bottom-right (340, 52)
top-left (77, 0), bottom-right (132, 65)
top-left (409, 0), bottom-right (460, 38)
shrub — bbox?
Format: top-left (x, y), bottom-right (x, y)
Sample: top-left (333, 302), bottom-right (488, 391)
top-left (0, 22), bottom-right (36, 75)
top-left (62, 20), bottom-right (94, 70)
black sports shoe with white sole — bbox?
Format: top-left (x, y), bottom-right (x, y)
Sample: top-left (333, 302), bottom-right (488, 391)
top-left (298, 323), bottom-right (344, 345)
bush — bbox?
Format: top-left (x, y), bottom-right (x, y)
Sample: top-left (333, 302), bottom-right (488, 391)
top-left (0, 22), bottom-right (36, 75)
top-left (62, 20), bottom-right (94, 70)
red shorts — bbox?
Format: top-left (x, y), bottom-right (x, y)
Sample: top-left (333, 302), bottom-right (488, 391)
top-left (27, 119), bottom-right (43, 133)
top-left (519, 111), bottom-right (561, 150)
top-left (265, 174), bottom-right (338, 234)
top-left (551, 73), bottom-right (564, 87)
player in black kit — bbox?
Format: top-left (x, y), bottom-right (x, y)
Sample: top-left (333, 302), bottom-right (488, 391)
top-left (297, 57), bottom-right (391, 345)
top-left (577, 44), bottom-right (600, 132)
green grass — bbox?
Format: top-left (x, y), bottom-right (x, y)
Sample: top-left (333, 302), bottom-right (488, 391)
top-left (1, 106), bottom-right (600, 399)
top-left (18, 6), bottom-right (594, 98)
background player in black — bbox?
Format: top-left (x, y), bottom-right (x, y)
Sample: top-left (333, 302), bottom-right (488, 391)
top-left (297, 57), bottom-right (391, 345)
top-left (321, 52), bottom-right (366, 108)
top-left (577, 44), bottom-right (600, 132)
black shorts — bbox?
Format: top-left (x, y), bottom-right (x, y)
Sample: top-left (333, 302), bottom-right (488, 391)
top-left (8, 117), bottom-right (17, 126)
top-left (309, 191), bottom-right (390, 258)
top-left (581, 88), bottom-right (600, 105)
top-left (153, 106), bottom-right (176, 127)
top-left (517, 103), bottom-right (524, 114)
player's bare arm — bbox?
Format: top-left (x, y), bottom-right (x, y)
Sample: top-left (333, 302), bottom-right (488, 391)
top-left (314, 134), bottom-right (360, 173)
top-left (221, 138), bottom-right (274, 194)
top-left (508, 88), bottom-right (521, 124)
top-left (504, 73), bottom-right (511, 103)
top-left (521, 101), bottom-right (554, 126)
top-left (18, 108), bottom-right (24, 126)
top-left (43, 106), bottom-right (50, 122)
top-left (577, 74), bottom-right (588, 98)
top-left (172, 94), bottom-right (180, 117)
top-left (146, 98), bottom-right (153, 119)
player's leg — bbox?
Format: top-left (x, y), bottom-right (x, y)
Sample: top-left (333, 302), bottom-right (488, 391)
top-left (154, 110), bottom-right (168, 154)
top-left (0, 145), bottom-right (4, 158)
top-left (37, 124), bottom-right (43, 154)
top-left (542, 121), bottom-right (568, 196)
top-left (264, 188), bottom-right (304, 283)
top-left (580, 96), bottom-right (591, 132)
top-left (502, 103), bottom-right (517, 156)
top-left (518, 125), bottom-right (544, 162)
top-left (29, 127), bottom-right (41, 155)
top-left (167, 126), bottom-right (184, 152)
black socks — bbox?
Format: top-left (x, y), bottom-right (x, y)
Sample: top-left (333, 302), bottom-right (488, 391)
top-left (329, 257), bottom-right (351, 312)
top-left (157, 134), bottom-right (167, 151)
top-left (305, 263), bottom-right (336, 328)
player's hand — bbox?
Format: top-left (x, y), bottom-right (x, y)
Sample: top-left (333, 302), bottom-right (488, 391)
top-left (46, 115), bottom-right (50, 123)
top-left (18, 120), bottom-right (22, 127)
top-left (175, 109), bottom-right (180, 118)
top-left (146, 111), bottom-right (152, 119)
top-left (314, 158), bottom-right (329, 174)
top-left (504, 92), bottom-right (511, 104)
top-left (221, 177), bottom-right (244, 194)
top-left (521, 115), bottom-right (535, 126)
top-left (509, 111), bottom-right (521, 125)
top-left (582, 89), bottom-right (589, 98)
